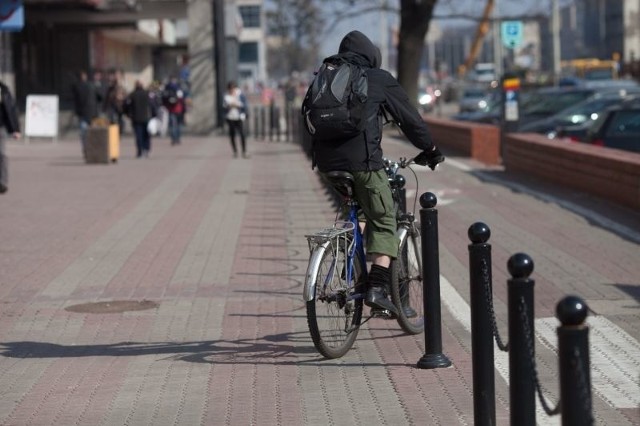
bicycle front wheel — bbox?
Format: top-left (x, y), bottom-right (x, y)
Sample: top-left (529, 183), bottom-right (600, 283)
top-left (306, 245), bottom-right (363, 359)
top-left (391, 222), bottom-right (424, 334)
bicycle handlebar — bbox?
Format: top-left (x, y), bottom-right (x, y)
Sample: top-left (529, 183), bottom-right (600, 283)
top-left (383, 156), bottom-right (416, 174)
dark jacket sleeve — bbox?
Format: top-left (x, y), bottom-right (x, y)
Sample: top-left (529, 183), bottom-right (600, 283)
top-left (378, 72), bottom-right (434, 151)
top-left (0, 83), bottom-right (20, 134)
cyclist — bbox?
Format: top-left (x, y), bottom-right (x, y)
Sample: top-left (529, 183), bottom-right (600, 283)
top-left (310, 31), bottom-right (444, 316)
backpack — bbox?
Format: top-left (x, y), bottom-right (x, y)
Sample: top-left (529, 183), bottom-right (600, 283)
top-left (302, 57), bottom-right (368, 140)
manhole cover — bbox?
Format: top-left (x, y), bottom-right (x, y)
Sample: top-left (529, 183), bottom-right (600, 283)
top-left (65, 300), bottom-right (159, 314)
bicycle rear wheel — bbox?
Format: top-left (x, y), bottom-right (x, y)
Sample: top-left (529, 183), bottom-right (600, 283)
top-left (391, 222), bottom-right (424, 334)
top-left (306, 245), bottom-right (363, 359)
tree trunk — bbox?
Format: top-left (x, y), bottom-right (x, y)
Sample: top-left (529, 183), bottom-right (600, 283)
top-left (397, 0), bottom-right (437, 108)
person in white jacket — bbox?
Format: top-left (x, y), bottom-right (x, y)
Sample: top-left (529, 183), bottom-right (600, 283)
top-left (223, 81), bottom-right (248, 158)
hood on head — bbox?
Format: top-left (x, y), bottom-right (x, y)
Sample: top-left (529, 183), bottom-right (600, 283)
top-left (338, 31), bottom-right (381, 68)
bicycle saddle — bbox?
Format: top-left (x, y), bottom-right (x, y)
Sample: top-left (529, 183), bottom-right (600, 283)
top-left (324, 171), bottom-right (355, 199)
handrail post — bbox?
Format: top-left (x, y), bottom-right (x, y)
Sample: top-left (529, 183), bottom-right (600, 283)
top-left (468, 222), bottom-right (496, 426)
top-left (557, 295), bottom-right (593, 426)
top-left (416, 192), bottom-right (451, 369)
top-left (507, 253), bottom-right (536, 426)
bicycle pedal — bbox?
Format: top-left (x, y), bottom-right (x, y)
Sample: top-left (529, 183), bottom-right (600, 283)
top-left (370, 308), bottom-right (397, 320)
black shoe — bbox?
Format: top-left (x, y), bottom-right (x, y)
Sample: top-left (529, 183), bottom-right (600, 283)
top-left (365, 285), bottom-right (398, 316)
top-left (0, 183), bottom-right (7, 194)
top-left (402, 306), bottom-right (418, 318)
top-left (370, 307), bottom-right (397, 319)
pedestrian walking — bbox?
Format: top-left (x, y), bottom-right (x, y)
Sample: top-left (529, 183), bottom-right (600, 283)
top-left (105, 69), bottom-right (127, 134)
top-left (223, 81), bottom-right (249, 158)
top-left (124, 80), bottom-right (153, 158)
top-left (0, 80), bottom-right (21, 194)
top-left (71, 70), bottom-right (99, 158)
top-left (161, 76), bottom-right (186, 145)
top-left (147, 81), bottom-right (163, 137)
top-left (92, 69), bottom-right (106, 116)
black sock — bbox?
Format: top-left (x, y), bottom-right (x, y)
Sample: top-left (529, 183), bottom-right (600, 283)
top-left (368, 264), bottom-right (391, 288)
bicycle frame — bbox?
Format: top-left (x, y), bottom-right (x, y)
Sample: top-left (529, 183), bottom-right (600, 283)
top-left (346, 200), bottom-right (367, 289)
top-left (303, 199), bottom-right (367, 303)
top-left (304, 157), bottom-right (418, 304)
top-left (304, 157), bottom-right (426, 358)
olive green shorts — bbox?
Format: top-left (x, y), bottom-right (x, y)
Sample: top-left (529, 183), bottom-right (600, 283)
top-left (350, 169), bottom-right (399, 259)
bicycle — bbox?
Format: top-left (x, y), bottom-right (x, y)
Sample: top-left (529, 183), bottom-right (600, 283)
top-left (303, 157), bottom-right (424, 359)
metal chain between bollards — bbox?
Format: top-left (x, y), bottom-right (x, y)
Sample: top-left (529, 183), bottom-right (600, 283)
top-left (481, 258), bottom-right (509, 351)
top-left (572, 346), bottom-right (594, 423)
top-left (519, 297), bottom-right (561, 416)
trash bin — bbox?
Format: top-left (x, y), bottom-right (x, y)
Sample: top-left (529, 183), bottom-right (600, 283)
top-left (85, 124), bottom-right (119, 164)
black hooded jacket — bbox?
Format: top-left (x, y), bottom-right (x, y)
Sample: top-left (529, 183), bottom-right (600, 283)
top-left (312, 31), bottom-right (435, 172)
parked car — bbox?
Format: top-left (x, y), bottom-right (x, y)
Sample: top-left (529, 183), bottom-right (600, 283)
top-left (558, 77), bottom-right (640, 90)
top-left (556, 95), bottom-right (640, 143)
top-left (471, 63), bottom-right (498, 84)
top-left (581, 97), bottom-right (640, 153)
top-left (516, 86), bottom-right (605, 128)
top-left (452, 90), bottom-right (534, 125)
top-left (519, 89), bottom-right (640, 137)
top-left (452, 97), bottom-right (502, 124)
top-left (417, 86), bottom-right (442, 113)
top-left (458, 86), bottom-right (497, 113)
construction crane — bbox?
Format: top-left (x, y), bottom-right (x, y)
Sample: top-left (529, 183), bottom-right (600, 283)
top-left (458, 0), bottom-right (495, 78)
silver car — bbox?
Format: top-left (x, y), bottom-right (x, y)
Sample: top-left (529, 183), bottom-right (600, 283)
top-left (458, 87), bottom-right (495, 113)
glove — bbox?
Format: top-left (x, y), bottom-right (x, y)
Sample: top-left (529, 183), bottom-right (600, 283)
top-left (414, 147), bottom-right (445, 170)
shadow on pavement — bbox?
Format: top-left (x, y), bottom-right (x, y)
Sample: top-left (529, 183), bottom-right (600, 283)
top-left (0, 327), bottom-right (412, 367)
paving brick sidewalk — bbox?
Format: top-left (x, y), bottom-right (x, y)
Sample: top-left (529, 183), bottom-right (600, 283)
top-left (0, 132), bottom-right (638, 425)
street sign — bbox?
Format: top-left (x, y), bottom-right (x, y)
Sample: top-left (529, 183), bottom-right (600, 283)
top-left (0, 0), bottom-right (24, 32)
top-left (501, 21), bottom-right (523, 49)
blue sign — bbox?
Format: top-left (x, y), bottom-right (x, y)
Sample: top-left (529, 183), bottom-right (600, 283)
top-left (501, 21), bottom-right (523, 49)
top-left (0, 0), bottom-right (24, 32)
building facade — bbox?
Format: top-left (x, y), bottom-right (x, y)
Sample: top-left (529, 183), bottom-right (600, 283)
top-left (0, 0), bottom-right (258, 133)
top-left (236, 0), bottom-right (266, 91)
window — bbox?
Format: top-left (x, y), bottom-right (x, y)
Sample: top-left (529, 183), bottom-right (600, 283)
top-left (605, 110), bottom-right (640, 136)
top-left (239, 42), bottom-right (258, 63)
top-left (239, 5), bottom-right (260, 28)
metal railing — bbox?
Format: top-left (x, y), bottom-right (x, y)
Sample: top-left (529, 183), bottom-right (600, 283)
top-left (467, 222), bottom-right (593, 426)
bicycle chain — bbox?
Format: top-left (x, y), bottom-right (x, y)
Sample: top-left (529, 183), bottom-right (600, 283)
top-left (481, 258), bottom-right (509, 351)
top-left (519, 297), bottom-right (560, 416)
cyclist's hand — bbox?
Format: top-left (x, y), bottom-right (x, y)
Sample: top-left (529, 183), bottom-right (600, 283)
top-left (414, 147), bottom-right (445, 170)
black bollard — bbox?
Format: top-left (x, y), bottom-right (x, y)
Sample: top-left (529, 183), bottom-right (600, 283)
top-left (260, 107), bottom-right (266, 140)
top-left (284, 105), bottom-right (291, 142)
top-left (416, 192), bottom-right (452, 369)
top-left (468, 222), bottom-right (496, 426)
top-left (557, 296), bottom-right (593, 426)
top-left (507, 253), bottom-right (536, 426)
top-left (274, 106), bottom-right (281, 141)
top-left (253, 106), bottom-right (259, 139)
top-left (268, 102), bottom-right (275, 141)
